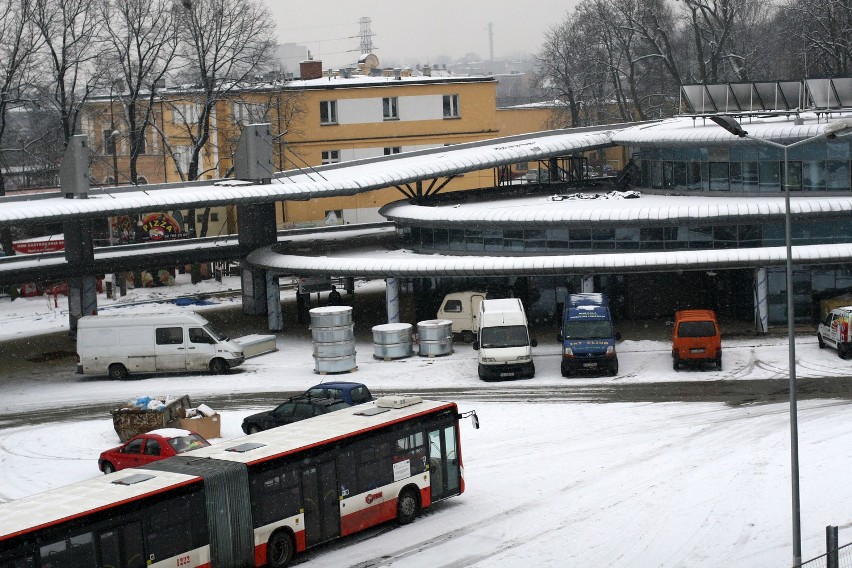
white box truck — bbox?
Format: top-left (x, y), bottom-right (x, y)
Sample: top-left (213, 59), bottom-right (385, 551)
top-left (76, 312), bottom-right (245, 380)
top-left (436, 291), bottom-right (487, 343)
top-left (472, 298), bottom-right (537, 380)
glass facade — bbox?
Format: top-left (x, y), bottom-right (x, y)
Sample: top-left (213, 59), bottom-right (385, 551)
top-left (635, 141), bottom-right (851, 192)
top-left (404, 219), bottom-right (852, 254)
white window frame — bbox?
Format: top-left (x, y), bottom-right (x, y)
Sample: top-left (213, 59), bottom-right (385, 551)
top-left (172, 103), bottom-right (199, 125)
top-left (321, 150), bottom-right (340, 164)
top-left (233, 101), bottom-right (267, 125)
top-left (320, 100), bottom-right (338, 125)
top-left (443, 94), bottom-right (460, 118)
top-left (383, 97), bottom-right (399, 120)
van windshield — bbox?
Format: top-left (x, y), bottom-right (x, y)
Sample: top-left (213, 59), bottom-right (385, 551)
top-left (677, 321), bottom-right (716, 337)
top-left (480, 325), bottom-right (529, 348)
top-left (203, 324), bottom-right (228, 342)
top-left (564, 320), bottom-right (612, 339)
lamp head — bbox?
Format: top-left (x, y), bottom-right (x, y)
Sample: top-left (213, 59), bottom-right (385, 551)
top-left (824, 118), bottom-right (852, 139)
top-left (709, 115), bottom-right (748, 137)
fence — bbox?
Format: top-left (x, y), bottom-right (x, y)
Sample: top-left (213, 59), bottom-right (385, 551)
top-left (796, 527), bottom-right (852, 568)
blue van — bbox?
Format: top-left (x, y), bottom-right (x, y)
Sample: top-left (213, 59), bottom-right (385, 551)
top-left (558, 293), bottom-right (620, 376)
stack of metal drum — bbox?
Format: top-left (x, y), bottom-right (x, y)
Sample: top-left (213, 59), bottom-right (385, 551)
top-left (309, 306), bottom-right (357, 373)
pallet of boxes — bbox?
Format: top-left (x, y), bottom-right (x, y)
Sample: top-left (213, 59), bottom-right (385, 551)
top-left (110, 394), bottom-right (221, 441)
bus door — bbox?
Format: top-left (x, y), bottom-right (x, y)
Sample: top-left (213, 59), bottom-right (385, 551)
top-left (428, 424), bottom-right (460, 501)
top-left (97, 522), bottom-right (146, 568)
top-left (301, 461), bottom-right (340, 547)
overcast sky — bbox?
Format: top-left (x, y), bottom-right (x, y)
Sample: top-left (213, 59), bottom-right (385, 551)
top-left (264, 0), bottom-right (579, 69)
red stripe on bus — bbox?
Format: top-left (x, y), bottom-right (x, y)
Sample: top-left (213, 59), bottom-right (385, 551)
top-left (340, 500), bottom-right (397, 536)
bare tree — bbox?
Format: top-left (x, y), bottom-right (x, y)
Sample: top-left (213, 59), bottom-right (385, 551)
top-left (535, 16), bottom-right (594, 127)
top-left (777, 0), bottom-right (852, 76)
top-left (0, 0), bottom-right (41, 256)
top-left (167, 0), bottom-right (275, 237)
top-left (32, 0), bottom-right (104, 144)
top-left (98, 0), bottom-right (178, 184)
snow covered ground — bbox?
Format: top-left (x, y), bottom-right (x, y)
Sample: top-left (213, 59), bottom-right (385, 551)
top-left (1, 275), bottom-right (851, 567)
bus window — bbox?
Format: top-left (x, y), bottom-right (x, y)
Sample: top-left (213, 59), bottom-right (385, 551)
top-left (251, 469), bottom-right (301, 527)
top-left (98, 522), bottom-right (145, 568)
top-left (40, 533), bottom-right (96, 568)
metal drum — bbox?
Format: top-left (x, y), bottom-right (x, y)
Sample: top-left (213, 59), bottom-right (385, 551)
top-left (372, 323), bottom-right (413, 360)
top-left (417, 319), bottom-right (453, 357)
top-left (310, 306), bottom-right (356, 373)
top-left (310, 306), bottom-right (353, 329)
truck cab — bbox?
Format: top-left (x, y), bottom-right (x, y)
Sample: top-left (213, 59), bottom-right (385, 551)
top-left (436, 291), bottom-right (487, 343)
top-left (472, 298), bottom-right (536, 381)
top-left (559, 293), bottom-right (619, 377)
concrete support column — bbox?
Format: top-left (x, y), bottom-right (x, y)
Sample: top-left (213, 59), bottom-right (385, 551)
top-left (265, 272), bottom-right (282, 332)
top-left (581, 275), bottom-right (595, 293)
top-left (754, 267), bottom-right (769, 334)
top-left (386, 277), bottom-right (400, 323)
top-left (64, 219), bottom-right (97, 333)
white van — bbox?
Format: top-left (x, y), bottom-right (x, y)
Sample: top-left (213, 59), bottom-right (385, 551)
top-left (436, 291), bottom-right (487, 342)
top-left (472, 298), bottom-right (536, 380)
top-left (76, 312), bottom-right (245, 379)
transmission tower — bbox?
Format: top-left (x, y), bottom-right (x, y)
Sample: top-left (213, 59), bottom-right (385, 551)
top-left (358, 17), bottom-right (375, 54)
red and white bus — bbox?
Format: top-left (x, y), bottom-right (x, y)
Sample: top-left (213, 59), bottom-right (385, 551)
top-left (0, 396), bottom-right (475, 568)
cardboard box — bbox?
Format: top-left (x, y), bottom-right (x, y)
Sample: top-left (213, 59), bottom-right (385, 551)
top-left (179, 413), bottom-right (221, 439)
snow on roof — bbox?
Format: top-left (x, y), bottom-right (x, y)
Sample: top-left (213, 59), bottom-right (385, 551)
top-left (381, 192), bottom-right (852, 228)
top-left (0, 128), bottom-right (620, 227)
top-left (612, 113), bottom-right (852, 146)
top-left (246, 242), bottom-right (852, 277)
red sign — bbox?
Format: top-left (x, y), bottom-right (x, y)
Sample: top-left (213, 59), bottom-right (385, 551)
top-left (140, 213), bottom-right (187, 241)
top-left (13, 238), bottom-right (65, 254)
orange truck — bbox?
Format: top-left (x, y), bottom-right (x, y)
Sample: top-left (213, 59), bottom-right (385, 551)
top-left (671, 309), bottom-right (722, 371)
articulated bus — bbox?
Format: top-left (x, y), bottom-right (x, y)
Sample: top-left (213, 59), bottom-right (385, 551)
top-left (0, 396), bottom-right (475, 568)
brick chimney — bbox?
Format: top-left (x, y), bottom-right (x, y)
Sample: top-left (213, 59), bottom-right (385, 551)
top-left (300, 59), bottom-right (323, 80)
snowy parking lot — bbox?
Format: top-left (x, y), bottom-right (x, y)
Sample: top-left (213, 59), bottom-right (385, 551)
top-left (2, 276), bottom-right (852, 567)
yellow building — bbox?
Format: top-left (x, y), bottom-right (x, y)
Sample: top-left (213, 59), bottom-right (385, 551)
top-left (82, 59), bottom-right (608, 231)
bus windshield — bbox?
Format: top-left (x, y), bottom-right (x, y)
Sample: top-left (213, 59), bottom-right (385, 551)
top-left (563, 320), bottom-right (612, 339)
top-left (480, 325), bottom-right (529, 348)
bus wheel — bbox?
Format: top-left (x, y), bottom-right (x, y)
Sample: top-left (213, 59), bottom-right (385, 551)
top-left (209, 358), bottom-right (229, 374)
top-left (396, 488), bottom-right (419, 525)
top-left (266, 530), bottom-right (294, 568)
top-left (108, 364), bottom-right (128, 381)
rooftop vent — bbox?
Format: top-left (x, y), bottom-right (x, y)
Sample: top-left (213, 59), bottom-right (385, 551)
top-left (376, 395), bottom-right (423, 409)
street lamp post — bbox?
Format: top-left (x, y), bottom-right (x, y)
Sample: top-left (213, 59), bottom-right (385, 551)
top-left (710, 115), bottom-right (852, 566)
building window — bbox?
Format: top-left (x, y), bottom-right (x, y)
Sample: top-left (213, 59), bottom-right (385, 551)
top-left (320, 100), bottom-right (337, 124)
top-left (134, 130), bottom-right (146, 155)
top-left (172, 103), bottom-right (198, 125)
top-left (384, 147), bottom-right (401, 155)
top-left (173, 146), bottom-right (192, 175)
top-left (233, 101), bottom-right (267, 125)
top-left (383, 97), bottom-right (398, 120)
top-left (322, 150), bottom-right (340, 164)
top-left (443, 94), bottom-right (459, 118)
top-left (103, 129), bottom-right (116, 155)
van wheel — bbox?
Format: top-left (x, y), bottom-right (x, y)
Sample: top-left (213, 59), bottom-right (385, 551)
top-left (266, 530), bottom-right (294, 568)
top-left (609, 360), bottom-right (619, 376)
top-left (108, 364), bottom-right (128, 381)
top-left (209, 358), bottom-right (229, 374)
top-left (396, 488), bottom-right (419, 525)
top-left (818, 335), bottom-right (826, 349)
top-left (839, 345), bottom-right (848, 359)
top-left (461, 330), bottom-right (475, 343)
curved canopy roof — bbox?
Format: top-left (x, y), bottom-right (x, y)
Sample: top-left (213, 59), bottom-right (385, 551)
top-left (247, 241), bottom-right (852, 277)
top-left (0, 125), bottom-right (623, 228)
top-left (381, 193), bottom-right (852, 228)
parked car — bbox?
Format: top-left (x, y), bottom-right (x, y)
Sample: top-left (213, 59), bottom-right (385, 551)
top-left (671, 309), bottom-right (722, 370)
top-left (304, 381), bottom-right (373, 405)
top-left (98, 428), bottom-right (210, 474)
top-left (241, 396), bottom-right (350, 434)
top-left (817, 306), bottom-right (852, 358)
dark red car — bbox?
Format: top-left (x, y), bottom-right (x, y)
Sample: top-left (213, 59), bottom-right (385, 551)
top-left (98, 428), bottom-right (210, 474)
